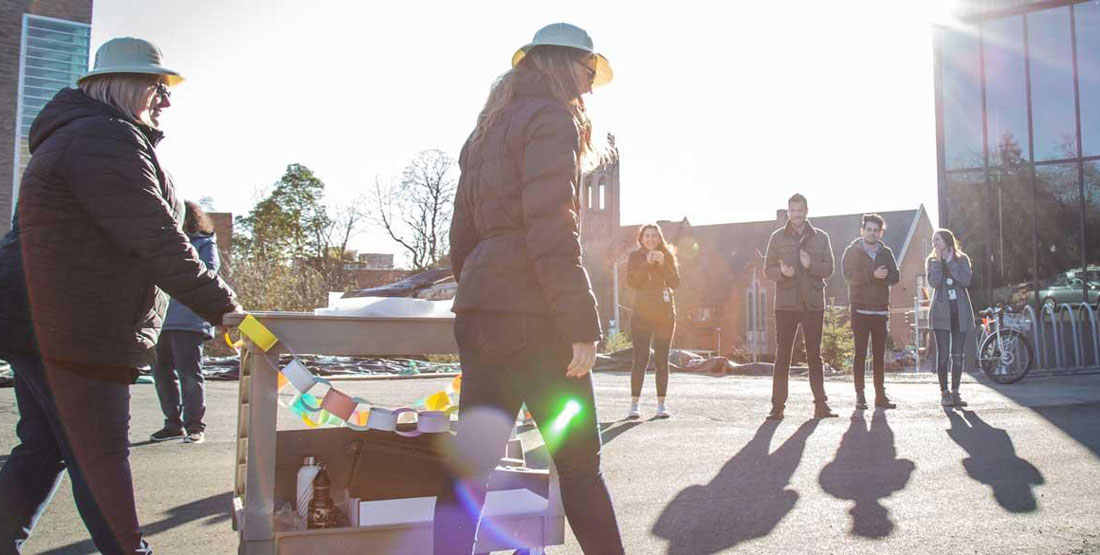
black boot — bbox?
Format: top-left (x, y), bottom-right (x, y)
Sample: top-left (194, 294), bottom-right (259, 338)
top-left (855, 392), bottom-right (868, 410)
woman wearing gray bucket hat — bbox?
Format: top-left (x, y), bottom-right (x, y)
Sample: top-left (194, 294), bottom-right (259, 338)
top-left (435, 22), bottom-right (624, 554)
top-left (0, 37), bottom-right (238, 554)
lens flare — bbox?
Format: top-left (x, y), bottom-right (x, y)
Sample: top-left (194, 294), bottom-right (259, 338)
top-left (552, 400), bottom-right (582, 433)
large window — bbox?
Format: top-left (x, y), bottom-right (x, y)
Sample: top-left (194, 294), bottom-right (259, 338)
top-left (1085, 162), bottom-right (1100, 305)
top-left (1077, 1), bottom-right (1100, 156)
top-left (936, 1), bottom-right (1100, 312)
top-left (13, 15), bottom-right (90, 209)
top-left (939, 26), bottom-right (985, 170)
top-left (984, 16), bottom-right (1029, 164)
top-left (1035, 163), bottom-right (1082, 303)
top-left (1028, 7), bottom-right (1077, 161)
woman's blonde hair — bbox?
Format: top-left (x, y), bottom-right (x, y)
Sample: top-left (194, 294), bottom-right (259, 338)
top-left (471, 45), bottom-right (597, 166)
top-left (79, 73), bottom-right (161, 127)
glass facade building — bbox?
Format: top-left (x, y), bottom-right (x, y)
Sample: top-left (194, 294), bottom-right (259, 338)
top-left (935, 0), bottom-right (1100, 312)
top-left (11, 14), bottom-right (91, 213)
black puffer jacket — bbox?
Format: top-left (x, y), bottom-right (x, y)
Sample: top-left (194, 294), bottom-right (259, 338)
top-left (627, 248), bottom-right (680, 323)
top-left (1, 88), bottom-right (237, 377)
top-left (450, 75), bottom-right (601, 343)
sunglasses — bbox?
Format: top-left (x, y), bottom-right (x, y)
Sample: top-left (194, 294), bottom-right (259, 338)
top-left (577, 59), bottom-right (597, 85)
top-left (154, 83), bottom-right (171, 103)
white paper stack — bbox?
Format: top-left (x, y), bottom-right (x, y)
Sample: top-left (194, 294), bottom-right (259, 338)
top-left (315, 296), bottom-right (454, 318)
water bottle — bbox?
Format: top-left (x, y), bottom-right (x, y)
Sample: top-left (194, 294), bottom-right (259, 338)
top-left (296, 456), bottom-right (321, 520)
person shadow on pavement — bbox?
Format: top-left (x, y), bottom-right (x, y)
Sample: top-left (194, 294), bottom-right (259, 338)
top-left (818, 410), bottom-right (915, 539)
top-left (946, 409), bottom-right (1044, 513)
top-left (652, 418), bottom-right (819, 555)
top-left (599, 420), bottom-right (643, 447)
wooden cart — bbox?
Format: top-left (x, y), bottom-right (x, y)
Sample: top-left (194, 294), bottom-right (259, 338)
top-left (224, 312), bottom-right (564, 555)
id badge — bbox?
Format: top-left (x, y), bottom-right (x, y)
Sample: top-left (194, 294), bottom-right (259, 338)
top-left (948, 289), bottom-right (958, 301)
top-left (663, 289), bottom-right (671, 303)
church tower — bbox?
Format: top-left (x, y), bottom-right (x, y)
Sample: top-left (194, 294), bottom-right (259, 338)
top-left (580, 134), bottom-right (623, 335)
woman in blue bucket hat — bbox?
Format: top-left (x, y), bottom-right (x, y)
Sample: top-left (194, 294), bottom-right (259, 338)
top-left (0, 37), bottom-right (239, 554)
top-left (435, 22), bottom-right (625, 554)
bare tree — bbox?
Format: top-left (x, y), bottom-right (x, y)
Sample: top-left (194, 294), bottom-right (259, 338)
top-left (372, 149), bottom-right (457, 271)
top-left (325, 195), bottom-right (369, 264)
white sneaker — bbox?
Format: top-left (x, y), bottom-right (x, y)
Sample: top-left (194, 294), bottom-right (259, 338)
top-left (655, 404), bottom-right (671, 419)
top-left (626, 405), bottom-right (641, 420)
top-left (184, 431), bottom-right (205, 444)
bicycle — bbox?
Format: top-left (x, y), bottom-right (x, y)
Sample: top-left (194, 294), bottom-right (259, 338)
top-left (975, 306), bottom-right (1035, 384)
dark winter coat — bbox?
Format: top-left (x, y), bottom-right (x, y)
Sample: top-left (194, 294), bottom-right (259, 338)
top-left (162, 233), bottom-right (220, 339)
top-left (626, 248), bottom-right (680, 324)
top-left (449, 74), bottom-right (602, 343)
top-left (763, 219), bottom-right (835, 311)
top-left (1, 88), bottom-right (237, 379)
top-left (841, 238), bottom-right (900, 312)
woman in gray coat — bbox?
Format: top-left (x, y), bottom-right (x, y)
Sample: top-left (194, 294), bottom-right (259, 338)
top-left (926, 229), bottom-right (974, 408)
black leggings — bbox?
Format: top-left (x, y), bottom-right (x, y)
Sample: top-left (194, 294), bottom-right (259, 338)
top-left (434, 311), bottom-right (625, 555)
top-left (934, 330), bottom-right (966, 391)
top-left (630, 316), bottom-right (675, 398)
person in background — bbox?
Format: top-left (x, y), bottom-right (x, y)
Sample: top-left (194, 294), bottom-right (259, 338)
top-left (841, 213), bottom-right (900, 410)
top-left (626, 223), bottom-right (680, 419)
top-left (927, 228), bottom-right (975, 408)
top-left (763, 193), bottom-right (837, 420)
top-left (438, 22), bottom-right (625, 555)
top-left (150, 201), bottom-right (221, 445)
top-left (0, 38), bottom-right (239, 555)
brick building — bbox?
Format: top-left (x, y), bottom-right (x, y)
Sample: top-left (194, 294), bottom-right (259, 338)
top-left (580, 153), bottom-right (935, 358)
top-left (2, 0), bottom-right (93, 234)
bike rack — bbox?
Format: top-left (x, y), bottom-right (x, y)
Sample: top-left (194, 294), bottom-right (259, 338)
top-left (1043, 303), bottom-right (1064, 369)
top-left (1058, 304), bottom-right (1083, 369)
top-left (1023, 305), bottom-right (1043, 368)
top-left (1077, 303), bottom-right (1100, 368)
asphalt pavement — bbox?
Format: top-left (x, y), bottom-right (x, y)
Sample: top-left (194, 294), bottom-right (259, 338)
top-left (1, 369), bottom-right (1098, 554)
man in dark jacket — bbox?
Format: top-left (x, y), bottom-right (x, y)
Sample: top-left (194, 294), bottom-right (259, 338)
top-left (763, 193), bottom-right (836, 420)
top-left (841, 214), bottom-right (900, 410)
top-left (0, 38), bottom-right (238, 555)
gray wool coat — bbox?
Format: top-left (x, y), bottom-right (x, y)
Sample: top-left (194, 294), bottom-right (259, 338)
top-left (926, 254), bottom-right (976, 333)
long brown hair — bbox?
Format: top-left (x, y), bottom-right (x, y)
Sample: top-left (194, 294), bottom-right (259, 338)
top-left (927, 228), bottom-right (967, 261)
top-left (471, 45), bottom-right (595, 164)
top-left (183, 200), bottom-right (214, 235)
top-left (636, 223), bottom-right (678, 265)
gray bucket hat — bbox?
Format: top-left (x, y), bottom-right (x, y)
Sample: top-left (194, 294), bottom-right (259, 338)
top-left (512, 23), bottom-right (613, 88)
top-left (78, 37), bottom-right (183, 86)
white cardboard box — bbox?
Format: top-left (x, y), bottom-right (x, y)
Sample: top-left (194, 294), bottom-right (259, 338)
top-left (344, 489), bottom-right (548, 528)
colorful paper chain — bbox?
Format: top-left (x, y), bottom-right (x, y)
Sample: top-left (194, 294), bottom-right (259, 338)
top-left (234, 315), bottom-right (460, 437)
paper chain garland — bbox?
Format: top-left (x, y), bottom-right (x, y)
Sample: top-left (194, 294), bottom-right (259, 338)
top-left (234, 315), bottom-right (460, 437)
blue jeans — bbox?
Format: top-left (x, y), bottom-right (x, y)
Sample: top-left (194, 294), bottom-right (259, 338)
top-left (153, 330), bottom-right (207, 433)
top-left (433, 311), bottom-right (625, 555)
top-left (0, 354), bottom-right (151, 554)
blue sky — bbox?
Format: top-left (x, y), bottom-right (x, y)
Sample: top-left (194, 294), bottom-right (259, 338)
top-left (91, 0), bottom-right (949, 259)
